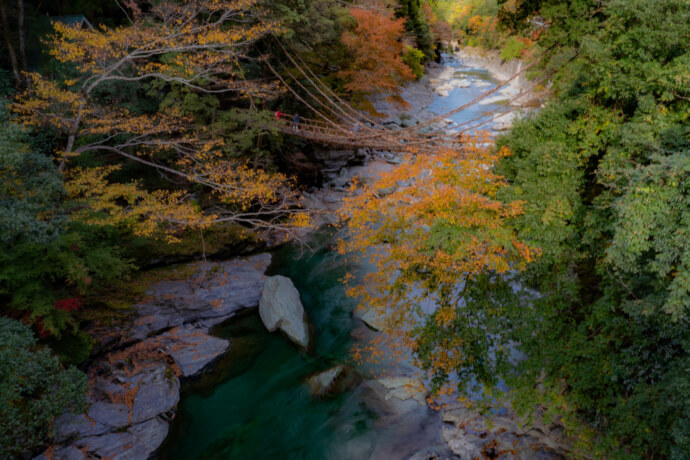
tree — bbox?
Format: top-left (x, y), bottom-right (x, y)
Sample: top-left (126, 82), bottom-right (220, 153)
top-left (0, 100), bottom-right (64, 244)
top-left (0, 0), bottom-right (22, 87)
top-left (494, 0), bottom-right (690, 455)
top-left (0, 317), bottom-right (88, 458)
top-left (338, 6), bottom-right (415, 105)
top-left (0, 97), bottom-right (136, 336)
top-left (337, 137), bottom-right (536, 393)
top-left (396, 0), bottom-right (436, 60)
top-left (13, 0), bottom-right (311, 240)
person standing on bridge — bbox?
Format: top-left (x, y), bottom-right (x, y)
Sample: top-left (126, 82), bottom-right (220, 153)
top-left (293, 113), bottom-right (301, 132)
top-left (275, 110), bottom-right (282, 120)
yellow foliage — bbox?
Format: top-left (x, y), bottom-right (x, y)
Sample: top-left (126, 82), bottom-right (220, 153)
top-left (338, 135), bottom-right (538, 391)
top-left (13, 0), bottom-right (311, 239)
top-left (65, 166), bottom-right (212, 242)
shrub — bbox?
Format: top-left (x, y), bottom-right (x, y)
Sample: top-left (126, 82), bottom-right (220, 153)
top-left (500, 36), bottom-right (527, 61)
top-left (402, 46), bottom-right (425, 79)
top-left (0, 317), bottom-right (88, 458)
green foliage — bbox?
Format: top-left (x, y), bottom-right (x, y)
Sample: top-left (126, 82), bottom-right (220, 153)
top-left (491, 0), bottom-right (690, 455)
top-left (0, 223), bottom-right (135, 336)
top-left (0, 101), bottom-right (65, 245)
top-left (402, 46), bottom-right (425, 79)
top-left (0, 317), bottom-right (88, 458)
top-left (265, 0), bottom-right (350, 87)
top-left (126, 221), bottom-right (263, 267)
top-left (0, 100), bottom-right (135, 337)
top-left (394, 0), bottom-right (690, 456)
top-left (499, 36), bottom-right (526, 61)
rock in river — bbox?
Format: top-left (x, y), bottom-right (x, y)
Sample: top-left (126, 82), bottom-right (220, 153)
top-left (259, 275), bottom-right (310, 348)
top-left (307, 365), bottom-right (347, 397)
top-left (354, 306), bottom-right (387, 331)
top-left (157, 325), bottom-right (230, 377)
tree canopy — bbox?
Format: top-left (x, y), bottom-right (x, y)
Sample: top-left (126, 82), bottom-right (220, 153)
top-left (338, 0), bottom-right (690, 456)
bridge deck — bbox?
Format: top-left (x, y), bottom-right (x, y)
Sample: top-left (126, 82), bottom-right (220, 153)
top-left (274, 115), bottom-right (462, 152)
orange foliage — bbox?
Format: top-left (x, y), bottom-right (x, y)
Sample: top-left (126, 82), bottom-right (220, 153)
top-left (338, 6), bottom-right (414, 100)
top-left (13, 0), bottom-right (311, 238)
top-left (338, 135), bottom-right (538, 394)
top-left (468, 15), bottom-right (484, 34)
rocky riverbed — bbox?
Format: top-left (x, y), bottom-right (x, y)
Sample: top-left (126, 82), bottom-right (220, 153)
top-left (38, 50), bottom-right (567, 460)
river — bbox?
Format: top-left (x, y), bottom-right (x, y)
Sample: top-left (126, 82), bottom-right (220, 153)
top-left (158, 55), bottom-right (511, 460)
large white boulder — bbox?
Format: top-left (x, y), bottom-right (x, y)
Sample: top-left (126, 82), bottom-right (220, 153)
top-left (259, 275), bottom-right (310, 348)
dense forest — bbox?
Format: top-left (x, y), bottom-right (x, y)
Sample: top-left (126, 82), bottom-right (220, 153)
top-left (1, 0), bottom-right (688, 458)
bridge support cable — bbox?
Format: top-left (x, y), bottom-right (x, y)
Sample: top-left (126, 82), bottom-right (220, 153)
top-left (264, 58), bottom-right (357, 136)
top-left (276, 38), bottom-right (390, 132)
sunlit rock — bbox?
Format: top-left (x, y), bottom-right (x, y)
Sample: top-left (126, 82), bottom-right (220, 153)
top-left (259, 275), bottom-right (310, 348)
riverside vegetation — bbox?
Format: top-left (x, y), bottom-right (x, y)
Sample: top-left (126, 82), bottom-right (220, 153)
top-left (0, 0), bottom-right (688, 458)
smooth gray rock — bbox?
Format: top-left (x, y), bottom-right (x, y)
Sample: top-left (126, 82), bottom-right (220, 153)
top-left (89, 401), bottom-right (130, 429)
top-left (75, 416), bottom-right (169, 460)
top-left (54, 413), bottom-right (111, 442)
top-left (54, 400), bottom-right (130, 442)
top-left (376, 377), bottom-right (427, 406)
top-left (259, 275), bottom-right (310, 348)
top-left (132, 254), bottom-right (271, 340)
top-left (301, 192), bottom-right (328, 211)
top-left (33, 446), bottom-right (87, 460)
top-left (125, 364), bottom-right (180, 425)
top-left (442, 426), bottom-right (483, 459)
top-left (406, 448), bottom-right (459, 460)
top-left (128, 416), bottom-right (170, 456)
top-left (360, 379), bottom-right (422, 417)
top-left (44, 255), bottom-right (270, 460)
top-left (157, 325), bottom-right (230, 377)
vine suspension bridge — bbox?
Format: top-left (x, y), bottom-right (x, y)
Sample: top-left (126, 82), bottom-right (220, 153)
top-left (267, 40), bottom-right (547, 153)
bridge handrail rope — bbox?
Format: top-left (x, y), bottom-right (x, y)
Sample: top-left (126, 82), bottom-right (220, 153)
top-left (265, 58), bottom-right (357, 136)
top-left (276, 41), bottom-right (379, 131)
top-left (278, 39), bottom-right (390, 133)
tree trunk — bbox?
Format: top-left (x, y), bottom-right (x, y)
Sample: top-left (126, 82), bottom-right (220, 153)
top-left (0, 0), bottom-right (21, 88)
top-left (16, 0), bottom-right (27, 86)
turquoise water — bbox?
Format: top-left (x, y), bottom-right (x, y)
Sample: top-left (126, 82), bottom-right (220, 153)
top-left (159, 56), bottom-right (506, 460)
top-left (159, 236), bottom-right (375, 459)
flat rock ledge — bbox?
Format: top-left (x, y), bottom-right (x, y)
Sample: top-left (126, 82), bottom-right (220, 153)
top-left (259, 275), bottom-right (310, 349)
top-left (131, 254), bottom-right (272, 342)
top-left (36, 254), bottom-right (271, 460)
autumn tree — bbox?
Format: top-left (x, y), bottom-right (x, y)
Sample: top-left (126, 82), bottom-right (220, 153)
top-left (13, 0), bottom-right (311, 242)
top-left (337, 136), bottom-right (537, 393)
top-left (467, 15), bottom-right (484, 34)
top-left (338, 5), bottom-right (415, 106)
